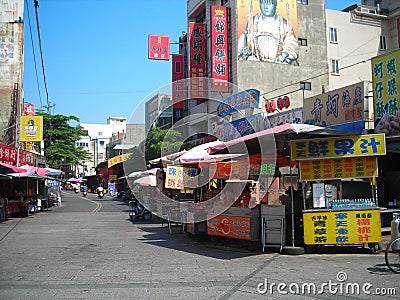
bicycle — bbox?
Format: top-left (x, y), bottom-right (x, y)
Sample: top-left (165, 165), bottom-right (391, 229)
top-left (385, 236), bottom-right (400, 274)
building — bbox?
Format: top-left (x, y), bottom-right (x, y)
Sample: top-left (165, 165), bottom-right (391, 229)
top-left (181, 0), bottom-right (400, 141)
top-left (144, 93), bottom-right (173, 133)
top-left (76, 117), bottom-right (127, 176)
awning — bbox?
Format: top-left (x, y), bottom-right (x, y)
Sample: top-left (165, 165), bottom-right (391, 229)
top-left (0, 162), bottom-right (26, 173)
top-left (207, 123), bottom-right (350, 155)
top-left (149, 150), bottom-right (188, 165)
top-left (113, 144), bottom-right (136, 150)
top-left (134, 175), bottom-right (156, 187)
top-left (175, 141), bottom-right (225, 165)
top-left (44, 167), bottom-right (64, 176)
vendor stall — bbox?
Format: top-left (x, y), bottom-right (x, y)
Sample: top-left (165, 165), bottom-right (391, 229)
top-left (291, 133), bottom-right (386, 253)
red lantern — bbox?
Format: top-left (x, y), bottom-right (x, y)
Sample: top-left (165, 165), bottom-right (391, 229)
top-left (265, 100), bottom-right (276, 113)
top-left (283, 96), bottom-right (290, 108)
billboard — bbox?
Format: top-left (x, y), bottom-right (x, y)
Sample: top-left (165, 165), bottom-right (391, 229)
top-left (303, 81), bottom-right (367, 134)
top-left (189, 22), bottom-right (207, 99)
top-left (217, 89), bottom-right (260, 117)
top-left (217, 113), bottom-right (264, 141)
top-left (20, 116), bottom-right (43, 142)
top-left (237, 0), bottom-right (299, 65)
top-left (371, 49), bottom-right (400, 136)
top-left (172, 55), bottom-right (185, 109)
top-left (148, 35), bottom-right (170, 60)
top-left (211, 5), bottom-right (229, 92)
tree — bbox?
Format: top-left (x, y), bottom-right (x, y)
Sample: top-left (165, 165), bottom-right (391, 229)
top-left (144, 127), bottom-right (187, 162)
top-left (36, 110), bottom-right (91, 169)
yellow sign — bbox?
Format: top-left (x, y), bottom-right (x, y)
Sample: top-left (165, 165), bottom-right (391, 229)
top-left (20, 116), bottom-right (43, 142)
top-left (303, 210), bottom-right (381, 245)
top-left (299, 156), bottom-right (378, 181)
top-left (109, 175), bottom-right (117, 181)
top-left (291, 134), bottom-right (386, 160)
top-left (165, 165), bottom-right (198, 189)
top-left (372, 49), bottom-right (400, 136)
top-left (107, 154), bottom-right (131, 168)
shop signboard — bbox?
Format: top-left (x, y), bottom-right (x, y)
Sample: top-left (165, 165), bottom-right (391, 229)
top-left (107, 154), bottom-right (131, 168)
top-left (291, 133), bottom-right (386, 161)
top-left (207, 215), bottom-right (251, 240)
top-left (303, 210), bottom-right (381, 245)
top-left (165, 166), bottom-right (198, 189)
top-left (172, 54), bottom-right (185, 112)
top-left (189, 22), bottom-right (206, 99)
top-left (372, 49), bottom-right (400, 136)
top-left (299, 156), bottom-right (378, 181)
top-left (148, 34), bottom-right (170, 60)
top-left (217, 89), bottom-right (260, 118)
top-left (20, 115), bottom-right (43, 142)
top-left (303, 82), bottom-right (367, 133)
top-left (265, 107), bottom-right (303, 128)
top-left (211, 5), bottom-right (229, 92)
top-left (216, 113), bottom-right (264, 141)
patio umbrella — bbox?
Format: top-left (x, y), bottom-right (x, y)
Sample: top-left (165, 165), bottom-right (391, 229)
top-left (68, 178), bottom-right (80, 183)
top-left (44, 167), bottom-right (64, 176)
top-left (175, 141), bottom-right (224, 165)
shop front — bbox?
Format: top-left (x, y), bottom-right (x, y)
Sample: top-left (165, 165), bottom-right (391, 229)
top-left (291, 133), bottom-right (386, 252)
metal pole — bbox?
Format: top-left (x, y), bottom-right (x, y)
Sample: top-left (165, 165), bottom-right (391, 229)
top-left (290, 161), bottom-right (295, 247)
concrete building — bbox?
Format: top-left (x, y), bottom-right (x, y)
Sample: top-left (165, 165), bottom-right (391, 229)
top-left (183, 0), bottom-right (400, 141)
top-left (76, 117), bottom-right (127, 176)
top-left (144, 93), bottom-right (173, 133)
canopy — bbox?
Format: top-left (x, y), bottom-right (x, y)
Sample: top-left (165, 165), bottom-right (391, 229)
top-left (175, 141), bottom-right (225, 165)
top-left (134, 175), bottom-right (156, 187)
top-left (207, 123), bottom-right (349, 155)
top-left (44, 167), bottom-right (64, 176)
top-left (0, 162), bottom-right (27, 174)
top-left (149, 150), bottom-right (188, 165)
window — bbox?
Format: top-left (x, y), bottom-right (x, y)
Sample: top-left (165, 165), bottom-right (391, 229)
top-left (297, 0), bottom-right (308, 4)
top-left (329, 27), bottom-right (338, 43)
top-left (379, 35), bottom-right (387, 50)
top-left (99, 141), bottom-right (105, 146)
top-left (300, 82), bottom-right (311, 90)
top-left (298, 38), bottom-right (307, 46)
top-left (331, 59), bottom-right (340, 75)
top-left (98, 153), bottom-right (104, 160)
top-left (98, 132), bottom-right (103, 136)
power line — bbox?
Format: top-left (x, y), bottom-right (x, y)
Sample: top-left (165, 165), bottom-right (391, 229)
top-left (24, 0), bottom-right (42, 108)
top-left (34, 0), bottom-right (51, 114)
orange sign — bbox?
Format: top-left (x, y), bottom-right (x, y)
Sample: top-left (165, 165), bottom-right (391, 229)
top-left (207, 215), bottom-right (251, 240)
top-left (299, 156), bottom-right (378, 181)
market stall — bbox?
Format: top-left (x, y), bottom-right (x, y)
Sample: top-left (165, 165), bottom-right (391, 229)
top-left (291, 133), bottom-right (386, 253)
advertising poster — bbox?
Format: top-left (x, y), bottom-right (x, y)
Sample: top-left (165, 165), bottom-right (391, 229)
top-left (211, 5), bottom-right (229, 92)
top-left (207, 215), bottom-right (251, 240)
top-left (20, 116), bottom-right (43, 142)
top-left (372, 49), bottom-right (400, 136)
top-left (165, 166), bottom-right (198, 189)
top-left (237, 0), bottom-right (299, 65)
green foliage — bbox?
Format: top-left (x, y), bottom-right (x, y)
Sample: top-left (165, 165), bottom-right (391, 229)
top-left (145, 127), bottom-right (187, 162)
top-left (36, 110), bottom-right (90, 168)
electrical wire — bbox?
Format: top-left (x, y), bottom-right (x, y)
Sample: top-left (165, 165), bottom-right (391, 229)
top-left (24, 0), bottom-right (43, 108)
top-left (34, 0), bottom-right (51, 114)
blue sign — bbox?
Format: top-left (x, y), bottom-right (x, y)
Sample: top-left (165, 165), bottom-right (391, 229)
top-left (47, 180), bottom-right (60, 187)
top-left (217, 89), bottom-right (260, 117)
top-left (108, 183), bottom-right (116, 196)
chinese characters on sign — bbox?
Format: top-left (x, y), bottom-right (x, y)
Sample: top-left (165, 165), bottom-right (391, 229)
top-left (216, 113), bottom-right (264, 141)
top-left (207, 215), bottom-right (251, 240)
top-left (165, 166), bottom-right (198, 189)
top-left (0, 143), bottom-right (36, 166)
top-left (172, 55), bottom-right (185, 123)
top-left (148, 35), bottom-right (170, 60)
top-left (211, 6), bottom-right (229, 92)
top-left (303, 82), bottom-right (366, 133)
top-left (372, 49), bottom-right (400, 136)
top-left (107, 154), bottom-right (131, 168)
top-left (189, 22), bottom-right (206, 99)
top-left (217, 89), bottom-right (260, 117)
top-left (291, 134), bottom-right (386, 160)
top-left (299, 156), bottom-right (378, 181)
top-left (303, 210), bottom-right (381, 245)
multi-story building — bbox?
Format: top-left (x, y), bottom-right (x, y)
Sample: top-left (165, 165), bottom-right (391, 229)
top-left (182, 0), bottom-right (400, 141)
top-left (144, 93), bottom-right (173, 133)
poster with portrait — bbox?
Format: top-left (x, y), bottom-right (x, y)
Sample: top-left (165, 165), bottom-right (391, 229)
top-left (237, 0), bottom-right (299, 65)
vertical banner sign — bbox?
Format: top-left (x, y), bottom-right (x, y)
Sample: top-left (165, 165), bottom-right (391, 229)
top-left (148, 35), bottom-right (170, 60)
top-left (24, 103), bottom-right (35, 116)
top-left (20, 116), bottom-right (43, 142)
top-left (189, 22), bottom-right (206, 99)
top-left (372, 49), bottom-right (400, 136)
top-left (172, 55), bottom-right (185, 123)
top-left (211, 6), bottom-right (229, 92)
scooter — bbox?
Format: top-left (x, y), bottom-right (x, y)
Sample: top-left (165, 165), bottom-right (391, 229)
top-left (129, 201), bottom-right (152, 222)
top-left (74, 187), bottom-right (79, 194)
top-left (82, 190), bottom-right (87, 197)
top-left (98, 191), bottom-right (104, 199)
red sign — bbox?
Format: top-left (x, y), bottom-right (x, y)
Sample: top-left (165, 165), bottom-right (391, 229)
top-left (189, 22), bottom-right (206, 99)
top-left (207, 215), bottom-right (251, 240)
top-left (148, 35), bottom-right (170, 60)
top-left (0, 143), bottom-right (36, 166)
top-left (211, 6), bottom-right (229, 92)
top-left (24, 103), bottom-right (35, 116)
top-left (172, 55), bottom-right (185, 109)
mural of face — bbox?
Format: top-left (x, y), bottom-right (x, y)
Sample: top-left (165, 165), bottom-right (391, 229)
top-left (259, 0), bottom-right (277, 18)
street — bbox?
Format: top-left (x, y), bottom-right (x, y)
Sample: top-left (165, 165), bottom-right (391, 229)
top-left (0, 191), bottom-right (398, 299)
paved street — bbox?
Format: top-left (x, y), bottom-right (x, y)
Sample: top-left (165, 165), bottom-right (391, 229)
top-left (0, 191), bottom-right (398, 299)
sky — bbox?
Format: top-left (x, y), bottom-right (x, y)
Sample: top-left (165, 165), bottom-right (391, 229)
top-left (22, 0), bottom-right (361, 125)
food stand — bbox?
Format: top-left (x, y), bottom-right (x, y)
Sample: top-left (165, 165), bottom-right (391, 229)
top-left (291, 133), bottom-right (386, 253)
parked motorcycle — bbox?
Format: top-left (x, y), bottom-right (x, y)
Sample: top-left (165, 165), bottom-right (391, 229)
top-left (129, 201), bottom-right (152, 222)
